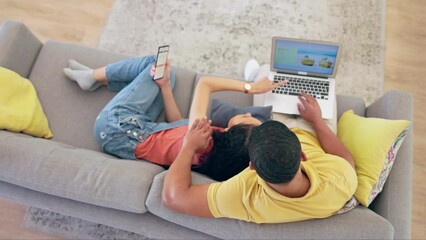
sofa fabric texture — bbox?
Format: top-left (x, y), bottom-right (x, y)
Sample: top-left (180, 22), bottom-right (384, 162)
top-left (0, 21), bottom-right (42, 78)
top-left (146, 172), bottom-right (394, 240)
top-left (0, 130), bottom-right (165, 213)
top-left (0, 20), bottom-right (412, 239)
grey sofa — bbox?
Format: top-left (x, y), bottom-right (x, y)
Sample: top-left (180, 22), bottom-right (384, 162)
top-left (0, 20), bottom-right (413, 239)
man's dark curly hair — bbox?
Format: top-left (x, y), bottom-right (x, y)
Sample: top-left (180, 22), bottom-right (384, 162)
top-left (248, 120), bottom-right (301, 184)
top-left (193, 124), bottom-right (255, 181)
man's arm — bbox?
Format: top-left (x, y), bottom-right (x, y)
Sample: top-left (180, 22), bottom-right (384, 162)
top-left (152, 61), bottom-right (183, 122)
top-left (162, 119), bottom-right (213, 217)
top-left (297, 93), bottom-right (355, 169)
top-left (162, 77), bottom-right (286, 216)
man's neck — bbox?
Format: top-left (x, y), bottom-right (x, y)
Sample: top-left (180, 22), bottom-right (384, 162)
top-left (267, 168), bottom-right (310, 198)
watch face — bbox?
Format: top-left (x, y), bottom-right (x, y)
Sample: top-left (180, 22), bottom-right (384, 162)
top-left (244, 83), bottom-right (251, 93)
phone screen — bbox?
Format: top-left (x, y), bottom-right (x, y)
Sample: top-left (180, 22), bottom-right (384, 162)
top-left (153, 45), bottom-right (169, 80)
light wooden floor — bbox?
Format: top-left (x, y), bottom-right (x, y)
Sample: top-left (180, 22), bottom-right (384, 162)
top-left (0, 0), bottom-right (425, 239)
top-left (385, 1), bottom-right (426, 238)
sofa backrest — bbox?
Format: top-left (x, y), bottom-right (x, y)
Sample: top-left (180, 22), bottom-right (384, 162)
top-left (4, 35), bottom-right (368, 154)
top-left (29, 41), bottom-right (197, 151)
top-left (28, 41), bottom-right (367, 152)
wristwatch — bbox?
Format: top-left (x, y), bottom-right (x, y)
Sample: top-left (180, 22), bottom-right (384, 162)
top-left (244, 83), bottom-right (252, 94)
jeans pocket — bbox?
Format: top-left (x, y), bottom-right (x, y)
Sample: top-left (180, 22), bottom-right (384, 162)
top-left (119, 116), bottom-right (148, 142)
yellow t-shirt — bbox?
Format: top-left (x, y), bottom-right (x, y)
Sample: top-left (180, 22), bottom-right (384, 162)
top-left (207, 128), bottom-right (357, 223)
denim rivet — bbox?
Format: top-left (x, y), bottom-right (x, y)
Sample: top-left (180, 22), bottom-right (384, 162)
top-left (133, 132), bottom-right (138, 137)
top-left (127, 130), bottom-right (131, 134)
top-left (100, 131), bottom-right (106, 139)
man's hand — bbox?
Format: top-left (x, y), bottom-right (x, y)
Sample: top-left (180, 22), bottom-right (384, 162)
top-left (297, 92), bottom-right (323, 125)
top-left (298, 92), bottom-right (355, 169)
top-left (183, 118), bottom-right (213, 154)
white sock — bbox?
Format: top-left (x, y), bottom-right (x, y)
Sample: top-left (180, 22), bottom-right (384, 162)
top-left (68, 59), bottom-right (91, 70)
top-left (63, 68), bottom-right (101, 91)
top-left (244, 59), bottom-right (260, 81)
top-left (250, 64), bottom-right (271, 82)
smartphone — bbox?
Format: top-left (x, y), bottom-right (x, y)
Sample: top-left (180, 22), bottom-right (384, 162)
top-left (153, 45), bottom-right (170, 80)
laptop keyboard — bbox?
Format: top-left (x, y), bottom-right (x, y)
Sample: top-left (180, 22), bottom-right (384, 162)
top-left (272, 75), bottom-right (330, 100)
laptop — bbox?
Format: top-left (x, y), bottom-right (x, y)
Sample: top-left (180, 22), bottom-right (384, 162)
top-left (264, 37), bottom-right (341, 119)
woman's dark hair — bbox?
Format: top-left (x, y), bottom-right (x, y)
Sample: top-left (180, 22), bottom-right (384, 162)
top-left (192, 124), bottom-right (255, 181)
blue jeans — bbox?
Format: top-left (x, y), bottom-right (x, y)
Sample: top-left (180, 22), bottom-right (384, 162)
top-left (94, 56), bottom-right (188, 159)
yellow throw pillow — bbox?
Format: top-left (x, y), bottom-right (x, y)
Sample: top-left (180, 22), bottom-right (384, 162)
top-left (337, 110), bottom-right (410, 207)
top-left (0, 67), bottom-right (53, 138)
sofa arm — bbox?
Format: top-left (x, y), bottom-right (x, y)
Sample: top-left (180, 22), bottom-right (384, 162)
top-left (366, 90), bottom-right (413, 240)
top-left (336, 94), bottom-right (366, 119)
top-left (0, 20), bottom-right (42, 78)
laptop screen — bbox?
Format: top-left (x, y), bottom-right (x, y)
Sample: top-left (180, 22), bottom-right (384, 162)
top-left (271, 37), bottom-right (340, 78)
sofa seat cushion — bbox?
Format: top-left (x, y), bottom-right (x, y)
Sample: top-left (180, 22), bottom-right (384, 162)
top-left (0, 130), bottom-right (164, 213)
top-left (146, 171), bottom-right (394, 240)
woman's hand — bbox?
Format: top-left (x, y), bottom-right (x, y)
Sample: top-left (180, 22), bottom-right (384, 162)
top-left (151, 59), bottom-right (171, 88)
top-left (297, 92), bottom-right (323, 126)
top-left (249, 76), bottom-right (287, 94)
top-left (183, 118), bottom-right (213, 154)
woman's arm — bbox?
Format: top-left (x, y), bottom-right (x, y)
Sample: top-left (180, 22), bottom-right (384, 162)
top-left (158, 83), bottom-right (183, 122)
top-left (189, 76), bottom-right (286, 127)
top-left (153, 61), bottom-right (183, 122)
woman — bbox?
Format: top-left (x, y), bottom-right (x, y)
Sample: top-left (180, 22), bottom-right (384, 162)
top-left (64, 55), bottom-right (285, 181)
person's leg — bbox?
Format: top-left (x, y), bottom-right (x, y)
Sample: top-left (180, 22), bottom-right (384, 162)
top-left (244, 59), bottom-right (260, 80)
top-left (64, 55), bottom-right (172, 123)
top-left (64, 56), bottom-right (157, 92)
top-left (246, 63), bottom-right (270, 83)
top-left (328, 100), bottom-right (338, 134)
top-left (68, 59), bottom-right (91, 70)
top-left (101, 55), bottom-right (177, 121)
top-left (94, 57), bottom-right (167, 158)
top-left (105, 56), bottom-right (157, 92)
top-left (272, 113), bottom-right (299, 129)
top-left (63, 66), bottom-right (104, 91)
top-left (272, 98), bottom-right (337, 134)
top-left (101, 56), bottom-right (161, 117)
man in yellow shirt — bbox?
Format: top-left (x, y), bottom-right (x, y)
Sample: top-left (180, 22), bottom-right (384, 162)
top-left (207, 124), bottom-right (357, 223)
top-left (162, 60), bottom-right (357, 223)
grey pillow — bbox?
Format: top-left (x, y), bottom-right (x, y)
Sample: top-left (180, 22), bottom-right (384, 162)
top-left (211, 99), bottom-right (272, 128)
